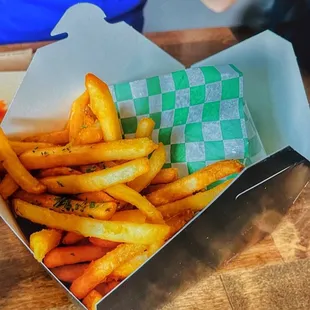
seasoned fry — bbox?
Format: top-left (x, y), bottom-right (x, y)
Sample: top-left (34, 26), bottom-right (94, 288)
top-left (86, 73), bottom-right (122, 141)
top-left (62, 232), bottom-right (86, 245)
top-left (78, 122), bottom-right (103, 145)
top-left (76, 191), bottom-right (116, 203)
top-left (20, 138), bottom-right (157, 170)
top-left (143, 184), bottom-right (166, 195)
top-left (96, 281), bottom-right (120, 297)
top-left (44, 244), bottom-right (110, 268)
top-left (103, 161), bottom-right (118, 168)
top-left (37, 167), bottom-right (82, 178)
top-left (151, 168), bottom-right (178, 185)
top-left (89, 237), bottom-right (121, 249)
top-left (111, 209), bottom-right (146, 223)
top-left (13, 199), bottom-right (170, 244)
top-left (128, 143), bottom-right (166, 192)
top-left (14, 191), bottom-right (116, 220)
top-left (9, 141), bottom-right (54, 155)
top-left (166, 210), bottom-right (195, 237)
top-left (147, 160), bottom-right (243, 206)
top-left (41, 158), bottom-right (150, 194)
top-left (105, 184), bottom-right (164, 224)
top-left (23, 129), bottom-right (69, 145)
top-left (0, 174), bottom-right (19, 200)
top-left (70, 244), bottom-right (147, 299)
top-left (52, 263), bottom-right (89, 283)
top-left (0, 128), bottom-right (46, 194)
top-left (79, 164), bottom-right (102, 174)
top-left (69, 91), bottom-right (90, 144)
top-left (30, 229), bottom-right (62, 262)
top-left (157, 180), bottom-right (232, 218)
top-left (136, 117), bottom-right (155, 138)
top-left (82, 290), bottom-right (103, 310)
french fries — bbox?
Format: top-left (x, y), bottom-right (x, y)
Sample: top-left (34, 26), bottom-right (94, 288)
top-left (82, 290), bottom-right (103, 310)
top-left (0, 128), bottom-right (46, 194)
top-left (111, 209), bottom-right (146, 223)
top-left (41, 158), bottom-right (150, 194)
top-left (76, 191), bottom-right (116, 203)
top-left (62, 232), bottom-right (86, 245)
top-left (105, 184), bottom-right (164, 224)
top-left (13, 199), bottom-right (170, 244)
top-left (52, 263), bottom-right (89, 283)
top-left (151, 168), bottom-right (178, 185)
top-left (136, 117), bottom-right (155, 138)
top-left (14, 191), bottom-right (116, 220)
top-left (30, 229), bottom-right (62, 262)
top-left (89, 237), bottom-right (121, 249)
top-left (9, 141), bottom-right (54, 155)
top-left (44, 244), bottom-right (110, 268)
top-left (79, 164), bottom-right (102, 174)
top-left (95, 281), bottom-right (120, 297)
top-left (20, 138), bottom-right (157, 170)
top-left (128, 143), bottom-right (166, 192)
top-left (23, 129), bottom-right (69, 144)
top-left (166, 210), bottom-right (195, 237)
top-left (147, 160), bottom-right (243, 206)
top-left (70, 244), bottom-right (147, 299)
top-left (0, 174), bottom-right (19, 200)
top-left (78, 122), bottom-right (103, 144)
top-left (37, 167), bottom-right (82, 178)
top-left (86, 73), bottom-right (122, 141)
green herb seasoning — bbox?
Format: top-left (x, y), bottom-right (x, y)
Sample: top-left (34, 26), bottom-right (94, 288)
top-left (56, 181), bottom-right (64, 187)
top-left (89, 201), bottom-right (96, 208)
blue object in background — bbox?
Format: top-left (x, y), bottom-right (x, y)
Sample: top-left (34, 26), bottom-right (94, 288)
top-left (0, 0), bottom-right (147, 44)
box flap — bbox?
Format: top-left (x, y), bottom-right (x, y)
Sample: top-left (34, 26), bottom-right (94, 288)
top-left (193, 31), bottom-right (310, 161)
top-left (2, 3), bottom-right (184, 136)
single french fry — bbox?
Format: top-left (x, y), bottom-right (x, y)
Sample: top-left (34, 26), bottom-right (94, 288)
top-left (128, 143), bottom-right (166, 192)
top-left (0, 128), bottom-right (46, 194)
top-left (69, 91), bottom-right (90, 144)
top-left (78, 122), bottom-right (103, 145)
top-left (62, 232), bottom-right (86, 245)
top-left (82, 290), bottom-right (103, 310)
top-left (86, 73), bottom-right (122, 141)
top-left (41, 158), bottom-right (150, 194)
top-left (151, 168), bottom-right (178, 185)
top-left (52, 263), bottom-right (89, 283)
top-left (13, 199), bottom-right (170, 244)
top-left (23, 129), bottom-right (69, 145)
top-left (0, 174), bottom-right (19, 200)
top-left (166, 210), bottom-right (195, 237)
top-left (158, 180), bottom-right (232, 219)
top-left (20, 138), bottom-right (157, 170)
top-left (89, 237), bottom-right (121, 249)
top-left (135, 117), bottom-right (155, 138)
top-left (105, 184), bottom-right (164, 224)
top-left (147, 160), bottom-right (243, 206)
top-left (30, 229), bottom-right (62, 262)
top-left (37, 167), bottom-right (82, 178)
top-left (96, 281), bottom-right (120, 297)
top-left (79, 164), bottom-right (102, 174)
top-left (9, 141), bottom-right (54, 155)
top-left (111, 209), bottom-right (146, 223)
top-left (76, 191), bottom-right (116, 203)
top-left (44, 244), bottom-right (110, 268)
top-left (14, 191), bottom-right (116, 220)
top-left (71, 244), bottom-right (147, 299)
top-left (143, 184), bottom-right (166, 195)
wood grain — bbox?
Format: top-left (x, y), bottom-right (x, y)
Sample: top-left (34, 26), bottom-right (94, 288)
top-left (1, 28), bottom-right (310, 309)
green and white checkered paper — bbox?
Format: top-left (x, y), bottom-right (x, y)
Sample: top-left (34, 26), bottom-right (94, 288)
top-left (108, 65), bottom-right (249, 176)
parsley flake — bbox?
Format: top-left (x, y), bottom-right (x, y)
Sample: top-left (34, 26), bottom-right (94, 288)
top-left (56, 181), bottom-right (64, 187)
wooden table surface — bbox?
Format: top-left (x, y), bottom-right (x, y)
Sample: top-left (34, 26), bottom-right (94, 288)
top-left (1, 28), bottom-right (310, 310)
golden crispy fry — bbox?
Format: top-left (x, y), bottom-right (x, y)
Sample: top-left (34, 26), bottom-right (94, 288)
top-left (37, 167), bottom-right (82, 178)
top-left (30, 228), bottom-right (62, 262)
top-left (135, 117), bottom-right (155, 138)
top-left (70, 244), bottom-right (147, 299)
top-left (14, 191), bottom-right (116, 220)
top-left (20, 138), bottom-right (157, 170)
top-left (79, 164), bottom-right (102, 174)
top-left (157, 180), bottom-right (232, 218)
top-left (62, 232), bottom-right (86, 245)
top-left (76, 191), bottom-right (116, 203)
top-left (82, 290), bottom-right (103, 310)
top-left (9, 141), bottom-right (54, 155)
top-left (105, 184), bottom-right (164, 224)
top-left (166, 210), bottom-right (195, 237)
top-left (78, 122), bottom-right (103, 145)
top-left (147, 160), bottom-right (243, 206)
top-left (44, 244), bottom-right (110, 268)
top-left (86, 73), bottom-right (122, 141)
top-left (52, 263), bottom-right (89, 283)
top-left (0, 128), bottom-right (46, 194)
top-left (143, 184), bottom-right (166, 195)
top-left (89, 237), bottom-right (121, 248)
top-left (23, 129), bottom-right (69, 145)
top-left (111, 209), bottom-right (146, 223)
top-left (69, 91), bottom-right (90, 144)
top-left (41, 158), bottom-right (150, 194)
top-left (83, 103), bottom-right (97, 126)
top-left (13, 199), bottom-right (170, 244)
top-left (103, 161), bottom-right (118, 168)
top-left (128, 143), bottom-right (166, 192)
top-left (151, 168), bottom-right (178, 185)
top-left (0, 174), bottom-right (19, 200)
top-left (96, 281), bottom-right (120, 297)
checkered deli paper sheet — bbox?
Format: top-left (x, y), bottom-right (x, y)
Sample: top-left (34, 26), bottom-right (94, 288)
top-left (108, 65), bottom-right (251, 177)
